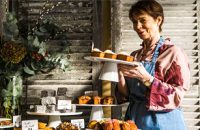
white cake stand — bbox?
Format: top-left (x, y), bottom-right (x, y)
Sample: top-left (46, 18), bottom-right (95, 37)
top-left (27, 111), bottom-right (82, 128)
top-left (84, 56), bottom-right (141, 82)
top-left (75, 104), bottom-right (118, 121)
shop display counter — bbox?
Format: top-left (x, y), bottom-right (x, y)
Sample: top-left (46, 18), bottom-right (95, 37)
top-left (27, 111), bottom-right (82, 128)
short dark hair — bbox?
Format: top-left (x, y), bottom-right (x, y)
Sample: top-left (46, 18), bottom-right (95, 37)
top-left (129, 0), bottom-right (164, 32)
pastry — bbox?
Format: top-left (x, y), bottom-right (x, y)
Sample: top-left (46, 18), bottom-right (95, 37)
top-left (0, 120), bottom-right (12, 126)
top-left (112, 119), bottom-right (121, 130)
top-left (38, 122), bottom-right (47, 129)
top-left (91, 48), bottom-right (105, 58)
top-left (78, 95), bottom-right (92, 104)
top-left (93, 96), bottom-right (102, 104)
top-left (121, 121), bottom-right (131, 130)
top-left (103, 96), bottom-right (114, 105)
top-left (104, 50), bottom-right (117, 59)
top-left (117, 52), bottom-right (134, 62)
top-left (56, 122), bottom-right (79, 130)
top-left (126, 120), bottom-right (138, 130)
top-left (102, 120), bottom-right (113, 130)
top-left (88, 120), bottom-right (98, 129)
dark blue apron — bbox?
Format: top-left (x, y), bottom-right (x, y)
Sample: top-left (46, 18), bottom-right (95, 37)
top-left (125, 37), bottom-right (186, 130)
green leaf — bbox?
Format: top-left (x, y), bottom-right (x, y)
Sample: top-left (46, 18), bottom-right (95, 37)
top-left (39, 26), bottom-right (47, 33)
top-left (32, 37), bottom-right (40, 47)
top-left (38, 41), bottom-right (47, 56)
top-left (23, 66), bottom-right (35, 75)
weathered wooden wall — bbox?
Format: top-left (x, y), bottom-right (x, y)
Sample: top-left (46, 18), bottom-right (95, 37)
top-left (17, 0), bottom-right (101, 124)
top-left (111, 0), bottom-right (200, 130)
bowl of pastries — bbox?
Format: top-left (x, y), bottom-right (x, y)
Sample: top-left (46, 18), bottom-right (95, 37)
top-left (87, 119), bottom-right (138, 130)
top-left (0, 118), bottom-right (12, 127)
top-left (56, 122), bottom-right (79, 130)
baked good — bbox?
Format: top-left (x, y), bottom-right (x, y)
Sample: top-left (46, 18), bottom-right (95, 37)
top-left (121, 121), bottom-right (131, 130)
top-left (102, 120), bottom-right (113, 130)
top-left (104, 50), bottom-right (117, 59)
top-left (94, 122), bottom-right (103, 130)
top-left (93, 96), bottom-right (102, 104)
top-left (41, 97), bottom-right (56, 105)
top-left (0, 120), bottom-right (12, 126)
top-left (117, 52), bottom-right (134, 62)
top-left (103, 96), bottom-right (114, 105)
top-left (78, 95), bottom-right (92, 104)
top-left (126, 120), bottom-right (138, 130)
top-left (112, 119), bottom-right (121, 130)
top-left (46, 105), bottom-right (56, 113)
top-left (35, 105), bottom-right (47, 113)
top-left (44, 127), bottom-right (54, 130)
top-left (38, 122), bottom-right (47, 129)
top-left (56, 122), bottom-right (79, 130)
top-left (91, 48), bottom-right (105, 58)
top-left (87, 120), bottom-right (98, 129)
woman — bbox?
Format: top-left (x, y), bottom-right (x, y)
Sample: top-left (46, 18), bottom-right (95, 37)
top-left (116, 1), bottom-right (190, 130)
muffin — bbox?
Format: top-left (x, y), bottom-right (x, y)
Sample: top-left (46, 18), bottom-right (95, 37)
top-left (104, 50), bottom-right (117, 59)
top-left (56, 122), bottom-right (79, 130)
top-left (126, 120), bottom-right (138, 130)
top-left (87, 120), bottom-right (98, 129)
top-left (91, 48), bottom-right (105, 58)
top-left (93, 96), bottom-right (102, 104)
top-left (102, 120), bottom-right (113, 130)
top-left (112, 119), bottom-right (121, 130)
top-left (117, 52), bottom-right (134, 62)
top-left (38, 122), bottom-right (47, 129)
top-left (78, 95), bottom-right (92, 104)
top-left (103, 96), bottom-right (114, 105)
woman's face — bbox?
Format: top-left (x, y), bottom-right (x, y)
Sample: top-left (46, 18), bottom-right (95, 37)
top-left (132, 13), bottom-right (162, 41)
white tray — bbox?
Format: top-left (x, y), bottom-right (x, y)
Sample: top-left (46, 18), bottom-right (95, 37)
top-left (84, 56), bottom-right (142, 66)
top-left (0, 125), bottom-right (14, 128)
top-left (27, 111), bottom-right (82, 116)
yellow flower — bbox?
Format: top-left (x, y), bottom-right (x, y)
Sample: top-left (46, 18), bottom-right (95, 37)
top-left (0, 41), bottom-right (27, 64)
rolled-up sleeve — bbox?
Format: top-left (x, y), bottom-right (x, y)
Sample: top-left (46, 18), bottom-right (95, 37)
top-left (147, 47), bottom-right (190, 111)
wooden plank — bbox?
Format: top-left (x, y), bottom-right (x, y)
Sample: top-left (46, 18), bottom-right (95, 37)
top-left (182, 98), bottom-right (200, 105)
top-left (122, 5), bottom-right (196, 11)
top-left (121, 0), bottom-right (196, 4)
top-left (27, 84), bottom-right (92, 97)
top-left (184, 119), bottom-right (200, 126)
top-left (181, 105), bottom-right (199, 112)
top-left (25, 79), bottom-right (92, 85)
top-left (122, 23), bottom-right (197, 30)
top-left (183, 112), bottom-right (200, 119)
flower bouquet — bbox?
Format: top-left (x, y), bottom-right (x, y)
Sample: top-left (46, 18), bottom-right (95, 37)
top-left (0, 13), bottom-right (70, 118)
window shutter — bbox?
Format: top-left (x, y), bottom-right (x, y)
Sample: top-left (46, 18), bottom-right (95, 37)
top-left (112, 0), bottom-right (200, 129)
top-left (18, 0), bottom-right (96, 121)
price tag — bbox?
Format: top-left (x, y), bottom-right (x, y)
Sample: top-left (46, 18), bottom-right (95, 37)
top-left (71, 119), bottom-right (85, 128)
top-left (57, 100), bottom-right (71, 110)
top-left (22, 120), bottom-right (38, 130)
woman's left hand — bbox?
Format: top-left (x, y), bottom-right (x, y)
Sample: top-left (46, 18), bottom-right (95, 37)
top-left (118, 64), bottom-right (152, 82)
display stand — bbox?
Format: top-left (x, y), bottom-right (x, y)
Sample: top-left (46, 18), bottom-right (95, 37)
top-left (27, 111), bottom-right (82, 128)
top-left (75, 104), bottom-right (117, 121)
